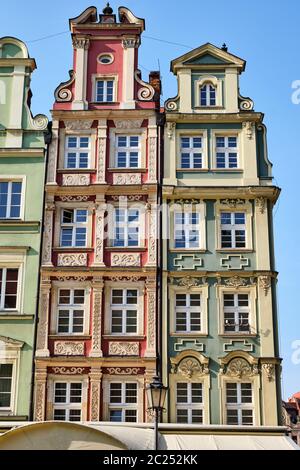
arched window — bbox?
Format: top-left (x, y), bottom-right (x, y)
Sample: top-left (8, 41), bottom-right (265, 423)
top-left (200, 83), bottom-right (216, 106)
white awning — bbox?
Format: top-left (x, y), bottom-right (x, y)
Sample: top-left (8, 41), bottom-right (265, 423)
top-left (160, 433), bottom-right (299, 450)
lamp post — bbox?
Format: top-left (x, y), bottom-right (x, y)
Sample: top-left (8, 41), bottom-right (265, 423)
top-left (146, 376), bottom-right (168, 451)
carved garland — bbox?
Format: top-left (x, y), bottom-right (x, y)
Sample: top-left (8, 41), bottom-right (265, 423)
top-left (224, 276), bottom-right (248, 288)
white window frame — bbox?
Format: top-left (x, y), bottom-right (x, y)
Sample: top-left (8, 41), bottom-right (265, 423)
top-left (110, 288), bottom-right (138, 335)
top-left (215, 135), bottom-right (239, 169)
top-left (217, 285), bottom-right (257, 336)
top-left (211, 130), bottom-right (242, 170)
top-left (92, 74), bottom-right (118, 103)
top-left (53, 381), bottom-right (83, 421)
top-left (0, 267), bottom-right (19, 311)
top-left (225, 381), bottom-right (254, 425)
top-left (174, 211), bottom-right (201, 249)
top-left (104, 281), bottom-right (144, 337)
top-left (56, 288), bottom-right (87, 335)
top-left (215, 201), bottom-right (253, 251)
top-left (50, 281), bottom-right (90, 336)
top-left (0, 176), bottom-right (26, 220)
top-left (0, 336), bottom-right (22, 415)
top-left (179, 136), bottom-right (203, 169)
top-left (108, 381), bottom-right (138, 423)
top-left (0, 250), bottom-right (25, 314)
top-left (170, 202), bottom-right (206, 251)
top-left (194, 76), bottom-right (223, 109)
top-left (169, 284), bottom-right (208, 336)
top-left (109, 127), bottom-right (147, 170)
top-left (60, 208), bottom-right (88, 248)
top-left (220, 211), bottom-right (246, 249)
top-left (175, 292), bottom-right (202, 333)
top-left (177, 131), bottom-right (208, 171)
top-left (176, 382), bottom-right (204, 424)
top-left (114, 135), bottom-right (141, 169)
top-left (112, 207), bottom-right (141, 248)
top-left (200, 83), bottom-right (216, 107)
top-left (223, 292), bottom-right (250, 334)
top-left (64, 135), bottom-right (91, 169)
top-left (54, 203), bottom-right (93, 249)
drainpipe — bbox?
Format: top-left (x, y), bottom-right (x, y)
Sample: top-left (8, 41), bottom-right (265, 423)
top-left (29, 121), bottom-right (52, 421)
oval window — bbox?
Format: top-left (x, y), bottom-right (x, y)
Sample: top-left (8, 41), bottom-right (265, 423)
top-left (98, 54), bottom-right (113, 65)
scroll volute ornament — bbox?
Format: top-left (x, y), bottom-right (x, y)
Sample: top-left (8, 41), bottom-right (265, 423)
top-left (177, 357), bottom-right (208, 378)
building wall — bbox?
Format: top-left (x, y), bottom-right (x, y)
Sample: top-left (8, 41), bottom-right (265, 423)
top-left (162, 43), bottom-right (281, 426)
top-left (0, 37), bottom-right (48, 419)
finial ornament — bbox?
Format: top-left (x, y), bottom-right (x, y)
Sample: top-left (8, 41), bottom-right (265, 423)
top-left (221, 43), bottom-right (228, 52)
top-left (103, 3), bottom-right (113, 15)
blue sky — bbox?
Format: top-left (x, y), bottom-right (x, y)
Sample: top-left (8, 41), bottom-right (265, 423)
top-left (1, 0), bottom-right (300, 399)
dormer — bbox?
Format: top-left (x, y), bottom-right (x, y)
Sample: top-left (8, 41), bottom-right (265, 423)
top-left (0, 37), bottom-right (48, 148)
top-left (53, 4), bottom-right (160, 111)
top-left (165, 43), bottom-right (253, 114)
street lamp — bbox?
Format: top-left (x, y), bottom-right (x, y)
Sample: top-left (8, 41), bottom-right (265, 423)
top-left (146, 376), bottom-right (168, 450)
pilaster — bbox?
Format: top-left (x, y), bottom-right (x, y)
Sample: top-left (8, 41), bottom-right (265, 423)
top-left (258, 275), bottom-right (275, 357)
top-left (121, 38), bottom-right (139, 109)
top-left (34, 367), bottom-right (47, 421)
top-left (255, 198), bottom-right (270, 270)
top-left (144, 279), bottom-right (156, 357)
top-left (72, 37), bottom-right (90, 110)
top-left (46, 121), bottom-right (59, 184)
top-left (35, 279), bottom-right (51, 357)
top-left (42, 198), bottom-right (55, 267)
top-left (93, 198), bottom-right (106, 267)
top-left (89, 277), bottom-right (104, 357)
top-left (89, 367), bottom-right (102, 421)
top-left (96, 119), bottom-right (107, 184)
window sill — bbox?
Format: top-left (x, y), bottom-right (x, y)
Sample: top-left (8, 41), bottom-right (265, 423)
top-left (219, 333), bottom-right (257, 338)
top-left (105, 247), bottom-right (147, 252)
top-left (57, 169), bottom-right (95, 174)
top-left (90, 101), bottom-right (119, 105)
top-left (216, 249), bottom-right (253, 253)
top-left (210, 169), bottom-right (243, 173)
top-left (0, 313), bottom-right (34, 319)
top-left (170, 333), bottom-right (208, 337)
top-left (169, 248), bottom-right (206, 253)
top-left (107, 168), bottom-right (147, 173)
top-left (49, 335), bottom-right (91, 340)
top-left (53, 247), bottom-right (94, 252)
top-left (176, 168), bottom-right (209, 173)
top-left (103, 335), bottom-right (145, 340)
top-left (194, 106), bottom-right (223, 110)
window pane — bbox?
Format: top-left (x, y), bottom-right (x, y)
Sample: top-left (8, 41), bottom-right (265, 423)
top-left (69, 409), bottom-right (81, 421)
top-left (241, 383), bottom-right (252, 403)
top-left (127, 290), bottom-right (137, 304)
top-left (177, 409), bottom-right (188, 423)
top-left (54, 409), bottom-right (66, 421)
top-left (125, 410), bottom-right (137, 422)
top-left (227, 409), bottom-right (238, 425)
top-left (111, 310), bottom-right (123, 333)
top-left (112, 290), bottom-right (123, 304)
top-left (176, 383), bottom-right (188, 403)
top-left (54, 383), bottom-right (67, 403)
top-left (70, 383), bottom-right (82, 403)
top-left (73, 310), bottom-right (84, 333)
top-left (226, 383), bottom-right (237, 403)
top-left (58, 310), bottom-right (70, 333)
top-left (192, 409), bottom-right (203, 423)
top-left (110, 383), bottom-right (122, 403)
top-left (176, 294), bottom-right (187, 307)
top-left (176, 312), bottom-right (187, 332)
top-left (125, 383), bottom-right (137, 403)
top-left (74, 290), bottom-right (85, 304)
top-left (191, 383), bottom-right (202, 403)
top-left (4, 268), bottom-right (18, 309)
top-left (0, 364), bottom-right (12, 408)
top-left (59, 290), bottom-right (71, 304)
top-left (190, 294), bottom-right (201, 306)
top-left (242, 409), bottom-right (253, 425)
top-left (126, 310), bottom-right (137, 333)
top-left (62, 209), bottom-right (73, 224)
top-left (190, 312), bottom-right (201, 331)
top-left (110, 409), bottom-right (122, 422)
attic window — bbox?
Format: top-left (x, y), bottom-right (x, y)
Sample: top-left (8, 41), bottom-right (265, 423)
top-left (200, 83), bottom-right (216, 106)
top-left (98, 54), bottom-right (114, 65)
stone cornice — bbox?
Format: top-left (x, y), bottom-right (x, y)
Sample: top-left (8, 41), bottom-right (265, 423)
top-left (51, 109), bottom-right (157, 120)
top-left (0, 148), bottom-right (46, 158)
top-left (40, 269), bottom-right (156, 278)
top-left (165, 112), bottom-right (263, 123)
top-left (0, 58), bottom-right (36, 70)
top-left (45, 184), bottom-right (157, 196)
top-left (162, 185), bottom-right (280, 203)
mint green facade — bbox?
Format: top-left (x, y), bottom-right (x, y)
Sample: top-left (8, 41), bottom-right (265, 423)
top-left (0, 37), bottom-right (48, 420)
top-left (162, 43), bottom-right (281, 426)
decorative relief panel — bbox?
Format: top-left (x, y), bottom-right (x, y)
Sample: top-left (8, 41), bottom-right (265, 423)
top-left (114, 119), bottom-right (143, 129)
top-left (62, 174), bottom-right (90, 186)
top-left (221, 255), bottom-right (249, 270)
top-left (221, 358), bottom-right (258, 378)
top-left (111, 253), bottom-right (140, 267)
top-left (57, 253), bottom-right (87, 267)
top-left (54, 341), bottom-right (85, 356)
top-left (223, 340), bottom-right (254, 353)
top-left (224, 276), bottom-right (248, 288)
top-left (174, 339), bottom-right (204, 352)
top-left (105, 367), bottom-right (141, 375)
top-left (64, 120), bottom-right (93, 130)
top-left (113, 173), bottom-right (141, 185)
top-left (262, 363), bottom-right (275, 381)
top-left (255, 197), bottom-right (266, 214)
top-left (259, 275), bottom-right (271, 295)
top-left (173, 254), bottom-right (203, 270)
top-left (51, 367), bottom-right (88, 375)
top-left (108, 342), bottom-right (139, 356)
top-left (171, 357), bottom-right (209, 378)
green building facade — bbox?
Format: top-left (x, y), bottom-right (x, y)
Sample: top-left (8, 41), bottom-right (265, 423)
top-left (162, 43), bottom-right (281, 426)
top-left (0, 37), bottom-right (48, 421)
